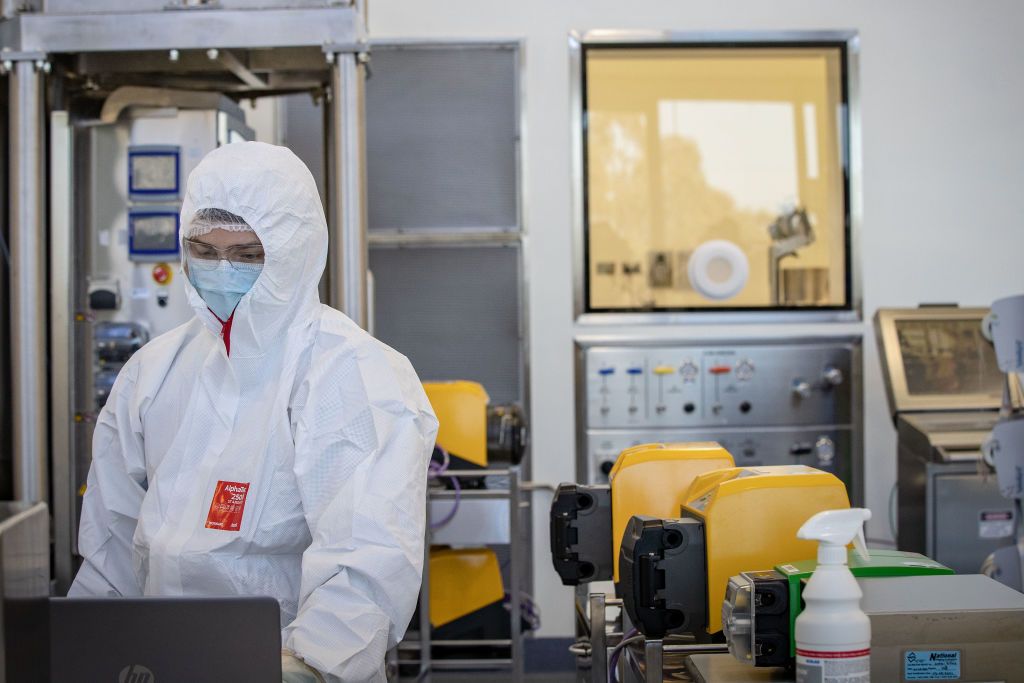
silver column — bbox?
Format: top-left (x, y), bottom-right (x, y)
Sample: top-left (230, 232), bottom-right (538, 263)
top-left (327, 51), bottom-right (369, 328)
top-left (9, 58), bottom-right (48, 504)
top-left (50, 110), bottom-right (73, 591)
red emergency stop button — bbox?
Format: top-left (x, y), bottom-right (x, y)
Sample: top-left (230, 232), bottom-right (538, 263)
top-left (152, 263), bottom-right (173, 285)
top-left (708, 365), bottom-right (732, 375)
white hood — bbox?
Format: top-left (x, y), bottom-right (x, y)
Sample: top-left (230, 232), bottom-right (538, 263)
top-left (180, 141), bottom-right (327, 357)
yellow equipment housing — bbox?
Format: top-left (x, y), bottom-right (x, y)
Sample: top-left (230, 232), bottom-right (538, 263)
top-left (428, 547), bottom-right (505, 628)
top-left (609, 442), bottom-right (734, 581)
top-left (681, 465), bottom-right (850, 633)
top-left (423, 381), bottom-right (489, 467)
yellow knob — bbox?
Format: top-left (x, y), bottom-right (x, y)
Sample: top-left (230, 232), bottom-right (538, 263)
top-left (653, 365), bottom-right (674, 376)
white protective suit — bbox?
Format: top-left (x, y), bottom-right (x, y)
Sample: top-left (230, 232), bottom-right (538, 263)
top-left (70, 141), bottom-right (439, 682)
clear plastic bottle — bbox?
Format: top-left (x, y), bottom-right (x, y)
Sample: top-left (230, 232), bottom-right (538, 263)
top-left (795, 508), bottom-right (872, 683)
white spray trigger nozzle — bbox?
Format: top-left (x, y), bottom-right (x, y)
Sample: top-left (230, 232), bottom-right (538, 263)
top-left (798, 508), bottom-right (872, 564)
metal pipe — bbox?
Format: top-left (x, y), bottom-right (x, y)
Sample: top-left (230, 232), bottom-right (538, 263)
top-left (589, 593), bottom-right (607, 683)
top-left (509, 466), bottom-right (524, 682)
top-left (661, 644), bottom-right (730, 654)
top-left (418, 483), bottom-right (432, 681)
top-left (399, 639), bottom-right (513, 649)
top-left (0, 62), bottom-right (10, 501)
top-left (644, 639), bottom-right (663, 683)
top-left (50, 110), bottom-right (73, 591)
top-left (9, 58), bottom-right (48, 504)
top-left (327, 51), bottom-right (368, 327)
top-left (422, 659), bottom-right (513, 670)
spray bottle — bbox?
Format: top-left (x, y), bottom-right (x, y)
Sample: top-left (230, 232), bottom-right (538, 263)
top-left (795, 508), bottom-right (872, 683)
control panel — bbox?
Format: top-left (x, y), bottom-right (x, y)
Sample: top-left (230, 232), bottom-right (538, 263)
top-left (579, 337), bottom-right (862, 502)
top-left (584, 428), bottom-right (852, 485)
top-left (585, 343), bottom-right (852, 429)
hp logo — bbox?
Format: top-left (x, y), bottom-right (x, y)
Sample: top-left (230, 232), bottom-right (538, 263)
top-left (119, 664), bottom-right (155, 683)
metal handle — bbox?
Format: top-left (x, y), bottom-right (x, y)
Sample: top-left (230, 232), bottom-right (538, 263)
top-left (822, 366), bottom-right (844, 387)
top-left (792, 379), bottom-right (812, 399)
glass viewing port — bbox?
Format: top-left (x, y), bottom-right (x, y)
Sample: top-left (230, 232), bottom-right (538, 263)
top-left (583, 43), bottom-right (851, 312)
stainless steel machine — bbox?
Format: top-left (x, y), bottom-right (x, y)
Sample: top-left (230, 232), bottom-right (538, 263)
top-left (876, 306), bottom-right (1022, 574)
top-left (577, 336), bottom-right (862, 503)
top-left (0, 1), bottom-right (373, 592)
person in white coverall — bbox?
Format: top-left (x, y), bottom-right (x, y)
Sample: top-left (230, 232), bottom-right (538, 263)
top-left (70, 141), bottom-right (439, 683)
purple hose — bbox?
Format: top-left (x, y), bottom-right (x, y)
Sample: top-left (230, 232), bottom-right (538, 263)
top-left (607, 627), bottom-right (638, 683)
top-left (428, 447), bottom-right (461, 530)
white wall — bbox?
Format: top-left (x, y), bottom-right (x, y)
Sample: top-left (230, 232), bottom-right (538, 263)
top-left (369, 0), bottom-right (1024, 637)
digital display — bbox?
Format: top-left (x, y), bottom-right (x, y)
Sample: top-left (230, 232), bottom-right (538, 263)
top-left (129, 213), bottom-right (179, 256)
top-left (128, 147), bottom-right (180, 197)
top-left (896, 318), bottom-right (1003, 396)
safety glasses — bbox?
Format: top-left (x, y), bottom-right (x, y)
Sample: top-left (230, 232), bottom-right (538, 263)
top-left (183, 238), bottom-right (265, 268)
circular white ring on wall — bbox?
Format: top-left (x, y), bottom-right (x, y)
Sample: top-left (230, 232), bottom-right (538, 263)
top-left (687, 239), bottom-right (749, 301)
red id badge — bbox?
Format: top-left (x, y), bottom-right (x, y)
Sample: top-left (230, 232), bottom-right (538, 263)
top-left (205, 480), bottom-right (250, 531)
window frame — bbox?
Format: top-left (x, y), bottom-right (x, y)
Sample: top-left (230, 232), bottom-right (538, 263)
top-left (571, 30), bottom-right (862, 324)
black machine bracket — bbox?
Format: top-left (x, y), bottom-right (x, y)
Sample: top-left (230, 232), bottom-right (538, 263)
top-left (618, 515), bottom-right (708, 640)
top-left (549, 483), bottom-right (613, 585)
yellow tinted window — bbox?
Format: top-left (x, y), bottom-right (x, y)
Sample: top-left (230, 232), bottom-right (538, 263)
top-left (584, 45), bottom-right (849, 311)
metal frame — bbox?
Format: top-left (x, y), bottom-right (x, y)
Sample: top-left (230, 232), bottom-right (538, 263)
top-left (569, 29), bottom-right (863, 325)
top-left (876, 306), bottom-right (1009, 414)
top-left (14, 5), bottom-right (369, 590)
top-left (326, 47), bottom-right (370, 327)
top-left (369, 39), bottom-right (533, 679)
top-left (407, 467), bottom-right (525, 682)
top-left (363, 36), bottom-right (530, 491)
top-left (50, 110), bottom-right (75, 593)
top-left (9, 54), bottom-right (48, 504)
top-left (365, 39), bottom-right (528, 412)
top-left (365, 39), bottom-right (524, 236)
top-left (584, 590), bottom-right (729, 683)
top-left (0, 7), bottom-right (361, 54)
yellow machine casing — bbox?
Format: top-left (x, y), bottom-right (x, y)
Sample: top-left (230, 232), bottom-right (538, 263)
top-left (681, 465), bottom-right (850, 633)
top-left (610, 442), bottom-right (734, 582)
top-left (428, 547), bottom-right (505, 628)
top-left (423, 381), bottom-right (489, 467)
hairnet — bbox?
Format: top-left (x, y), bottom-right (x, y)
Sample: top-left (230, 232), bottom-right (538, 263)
top-left (186, 207), bottom-right (254, 238)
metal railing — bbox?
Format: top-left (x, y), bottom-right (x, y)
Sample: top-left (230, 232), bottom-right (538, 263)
top-left (399, 466), bottom-right (526, 682)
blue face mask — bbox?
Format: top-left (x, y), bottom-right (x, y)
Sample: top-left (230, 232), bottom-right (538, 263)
top-left (186, 258), bottom-right (263, 321)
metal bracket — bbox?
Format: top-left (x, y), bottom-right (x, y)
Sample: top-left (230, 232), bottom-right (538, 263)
top-left (589, 593), bottom-right (608, 683)
top-left (215, 49), bottom-right (268, 90)
top-left (323, 41), bottom-right (370, 60)
top-left (0, 49), bottom-right (47, 74)
top-left (644, 639), bottom-right (663, 683)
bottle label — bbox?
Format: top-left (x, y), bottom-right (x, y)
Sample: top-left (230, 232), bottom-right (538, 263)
top-left (796, 648), bottom-right (870, 683)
